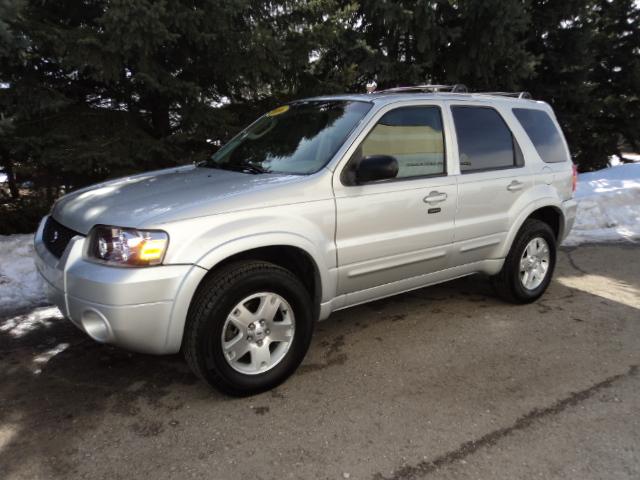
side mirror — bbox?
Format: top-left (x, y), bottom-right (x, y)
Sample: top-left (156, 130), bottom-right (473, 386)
top-left (355, 155), bottom-right (399, 184)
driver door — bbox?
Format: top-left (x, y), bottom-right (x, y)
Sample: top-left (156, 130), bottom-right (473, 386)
top-left (333, 103), bottom-right (457, 298)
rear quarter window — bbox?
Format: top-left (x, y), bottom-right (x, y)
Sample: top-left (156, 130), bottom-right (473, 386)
top-left (512, 108), bottom-right (569, 163)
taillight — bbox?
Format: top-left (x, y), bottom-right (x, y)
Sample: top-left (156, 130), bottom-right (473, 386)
top-left (572, 164), bottom-right (578, 192)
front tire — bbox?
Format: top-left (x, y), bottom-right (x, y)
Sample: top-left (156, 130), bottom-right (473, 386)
top-left (184, 261), bottom-right (314, 396)
top-left (492, 219), bottom-right (557, 304)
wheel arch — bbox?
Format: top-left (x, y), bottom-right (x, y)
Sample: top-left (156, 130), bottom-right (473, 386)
top-left (500, 200), bottom-right (565, 259)
top-left (164, 234), bottom-right (333, 353)
top-left (212, 245), bottom-right (322, 315)
top-left (528, 205), bottom-right (563, 240)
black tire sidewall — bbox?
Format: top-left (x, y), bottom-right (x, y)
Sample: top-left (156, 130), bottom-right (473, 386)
top-left (508, 221), bottom-right (557, 302)
top-left (195, 266), bottom-right (313, 395)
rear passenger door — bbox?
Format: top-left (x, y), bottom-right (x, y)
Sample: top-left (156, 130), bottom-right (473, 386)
top-left (447, 104), bottom-right (535, 265)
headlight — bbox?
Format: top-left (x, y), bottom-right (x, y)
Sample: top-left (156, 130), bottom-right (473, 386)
top-left (87, 226), bottom-right (169, 266)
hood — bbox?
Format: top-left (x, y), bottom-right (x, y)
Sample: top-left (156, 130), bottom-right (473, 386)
top-left (52, 165), bottom-right (310, 234)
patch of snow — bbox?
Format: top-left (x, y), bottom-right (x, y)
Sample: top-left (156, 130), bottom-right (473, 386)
top-left (564, 163), bottom-right (640, 246)
top-left (622, 153), bottom-right (640, 162)
top-left (0, 172), bottom-right (7, 183)
top-left (610, 153), bottom-right (640, 166)
top-left (33, 342), bottom-right (70, 374)
top-left (0, 424), bottom-right (18, 452)
top-left (0, 234), bottom-right (47, 315)
top-left (0, 306), bottom-right (62, 337)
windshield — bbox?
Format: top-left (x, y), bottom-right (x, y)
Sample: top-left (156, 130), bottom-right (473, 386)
top-left (204, 100), bottom-right (372, 175)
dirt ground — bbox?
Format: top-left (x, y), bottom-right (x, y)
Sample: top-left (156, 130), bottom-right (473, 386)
top-left (1, 244), bottom-right (639, 480)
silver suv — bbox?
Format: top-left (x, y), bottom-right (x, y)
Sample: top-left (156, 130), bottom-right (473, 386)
top-left (34, 85), bottom-right (577, 395)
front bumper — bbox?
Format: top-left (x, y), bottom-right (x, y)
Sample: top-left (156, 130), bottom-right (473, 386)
top-left (34, 216), bottom-right (206, 354)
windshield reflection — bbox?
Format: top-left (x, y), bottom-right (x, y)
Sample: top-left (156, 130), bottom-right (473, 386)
top-left (204, 100), bottom-right (372, 175)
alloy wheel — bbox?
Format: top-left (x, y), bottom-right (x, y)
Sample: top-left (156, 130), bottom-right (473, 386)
top-left (220, 292), bottom-right (295, 375)
top-left (519, 236), bottom-right (550, 290)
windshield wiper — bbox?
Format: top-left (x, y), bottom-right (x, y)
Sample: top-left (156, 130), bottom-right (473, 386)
top-left (202, 160), bottom-right (270, 175)
top-left (236, 161), bottom-right (270, 175)
top-left (219, 162), bottom-right (271, 175)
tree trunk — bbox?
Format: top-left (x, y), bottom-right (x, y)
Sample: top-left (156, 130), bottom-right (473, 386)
top-left (151, 98), bottom-right (171, 138)
top-left (2, 160), bottom-right (20, 200)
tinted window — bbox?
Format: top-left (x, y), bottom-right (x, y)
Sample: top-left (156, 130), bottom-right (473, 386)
top-left (513, 108), bottom-right (568, 163)
top-left (356, 106), bottom-right (445, 179)
top-left (451, 106), bottom-right (517, 172)
top-left (205, 100), bottom-right (372, 175)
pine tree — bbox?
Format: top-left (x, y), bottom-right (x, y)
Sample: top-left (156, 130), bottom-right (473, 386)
top-left (526, 0), bottom-right (640, 171)
top-left (589, 0), bottom-right (640, 165)
top-left (2, 0), bottom-right (640, 233)
top-left (443, 0), bottom-right (534, 90)
top-left (327, 0), bottom-right (534, 91)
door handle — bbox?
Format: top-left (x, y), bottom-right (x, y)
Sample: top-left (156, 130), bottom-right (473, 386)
top-left (507, 180), bottom-right (524, 192)
top-left (424, 191), bottom-right (448, 204)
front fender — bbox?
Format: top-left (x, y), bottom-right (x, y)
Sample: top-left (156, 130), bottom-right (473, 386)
top-left (162, 232), bottom-right (337, 354)
top-left (158, 203), bottom-right (337, 352)
top-left (194, 230), bottom-right (336, 301)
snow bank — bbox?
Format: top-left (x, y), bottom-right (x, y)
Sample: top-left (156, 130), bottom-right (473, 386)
top-left (563, 163), bottom-right (640, 246)
top-left (610, 153), bottom-right (640, 166)
top-left (0, 234), bottom-right (47, 315)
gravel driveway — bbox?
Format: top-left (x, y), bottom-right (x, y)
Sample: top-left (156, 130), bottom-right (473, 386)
top-left (1, 244), bottom-right (639, 480)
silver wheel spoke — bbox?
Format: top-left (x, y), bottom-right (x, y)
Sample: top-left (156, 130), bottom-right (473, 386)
top-left (256, 293), bottom-right (281, 322)
top-left (269, 322), bottom-right (294, 343)
top-left (251, 345), bottom-right (272, 370)
top-left (224, 336), bottom-right (250, 361)
top-left (519, 256), bottom-right (528, 272)
top-left (229, 304), bottom-right (255, 329)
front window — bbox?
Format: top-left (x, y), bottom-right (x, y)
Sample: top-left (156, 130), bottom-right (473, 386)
top-left (204, 100), bottom-right (372, 175)
top-left (354, 106), bottom-right (446, 179)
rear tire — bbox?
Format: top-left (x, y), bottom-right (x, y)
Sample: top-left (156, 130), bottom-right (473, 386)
top-left (492, 219), bottom-right (557, 304)
top-left (183, 261), bottom-right (314, 396)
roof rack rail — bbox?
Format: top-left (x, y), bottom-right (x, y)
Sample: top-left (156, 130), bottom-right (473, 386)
top-left (378, 84), bottom-right (468, 94)
top-left (478, 91), bottom-right (533, 99)
top-left (374, 84), bottom-right (533, 100)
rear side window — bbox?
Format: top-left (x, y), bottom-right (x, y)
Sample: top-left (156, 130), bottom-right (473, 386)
top-left (512, 108), bottom-right (569, 163)
top-left (451, 106), bottom-right (519, 173)
top-left (357, 106), bottom-right (445, 178)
